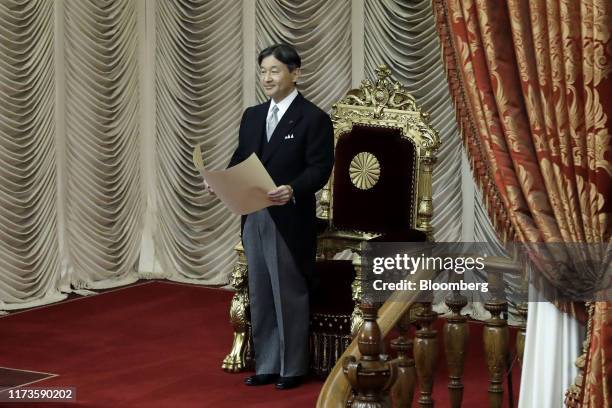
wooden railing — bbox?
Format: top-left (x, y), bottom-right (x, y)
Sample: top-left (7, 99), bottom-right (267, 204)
top-left (317, 257), bottom-right (526, 408)
top-left (317, 267), bottom-right (434, 407)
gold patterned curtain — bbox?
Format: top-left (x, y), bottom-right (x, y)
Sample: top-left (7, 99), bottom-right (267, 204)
top-left (432, 0), bottom-right (611, 405)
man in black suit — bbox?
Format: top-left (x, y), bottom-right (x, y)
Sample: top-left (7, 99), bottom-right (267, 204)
top-left (221, 44), bottom-right (334, 389)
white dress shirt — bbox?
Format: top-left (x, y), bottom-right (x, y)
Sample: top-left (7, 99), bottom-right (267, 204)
top-left (267, 88), bottom-right (298, 125)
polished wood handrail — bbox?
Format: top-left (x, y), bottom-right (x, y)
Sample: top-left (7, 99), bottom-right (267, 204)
top-left (317, 267), bottom-right (434, 407)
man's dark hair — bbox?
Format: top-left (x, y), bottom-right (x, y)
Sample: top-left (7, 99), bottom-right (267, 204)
top-left (258, 44), bottom-right (301, 72)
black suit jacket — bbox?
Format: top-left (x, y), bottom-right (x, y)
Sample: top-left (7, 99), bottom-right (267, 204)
top-left (228, 93), bottom-right (334, 278)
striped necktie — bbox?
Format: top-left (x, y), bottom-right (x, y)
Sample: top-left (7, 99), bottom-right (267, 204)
top-left (266, 105), bottom-right (279, 141)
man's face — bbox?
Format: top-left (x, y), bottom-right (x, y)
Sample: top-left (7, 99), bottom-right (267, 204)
top-left (260, 55), bottom-right (300, 102)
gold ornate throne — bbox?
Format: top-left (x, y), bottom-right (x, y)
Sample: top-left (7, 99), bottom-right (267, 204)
top-left (205, 65), bottom-right (440, 376)
top-left (309, 65), bottom-right (440, 377)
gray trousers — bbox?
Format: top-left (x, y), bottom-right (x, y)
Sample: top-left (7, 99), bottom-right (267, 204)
top-left (243, 209), bottom-right (309, 377)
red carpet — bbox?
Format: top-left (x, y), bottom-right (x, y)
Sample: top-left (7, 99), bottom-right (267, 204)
top-left (0, 281), bottom-right (519, 407)
top-left (0, 282), bottom-right (321, 407)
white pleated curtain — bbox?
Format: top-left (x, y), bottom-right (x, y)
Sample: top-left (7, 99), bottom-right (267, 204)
top-left (0, 0), bottom-right (499, 309)
top-left (255, 0), bottom-right (351, 110)
top-left (154, 0), bottom-right (242, 285)
top-left (64, 0), bottom-right (142, 290)
top-left (0, 0), bottom-right (63, 310)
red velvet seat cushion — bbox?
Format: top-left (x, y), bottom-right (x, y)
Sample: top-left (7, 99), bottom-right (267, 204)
top-left (310, 260), bottom-right (355, 315)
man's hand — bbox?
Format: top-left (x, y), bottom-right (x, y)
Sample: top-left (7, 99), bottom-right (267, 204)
top-left (204, 180), bottom-right (215, 196)
top-left (268, 185), bottom-right (293, 205)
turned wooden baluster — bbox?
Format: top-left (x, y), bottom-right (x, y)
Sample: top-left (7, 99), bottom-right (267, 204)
top-left (444, 291), bottom-right (468, 408)
top-left (515, 267), bottom-right (529, 366)
top-left (413, 302), bottom-right (438, 408)
top-left (483, 270), bottom-right (509, 408)
top-left (390, 312), bottom-right (416, 407)
top-left (344, 301), bottom-right (396, 408)
top-left (516, 303), bottom-right (527, 365)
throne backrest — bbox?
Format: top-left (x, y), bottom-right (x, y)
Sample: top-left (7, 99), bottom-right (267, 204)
top-left (320, 65), bottom-right (440, 238)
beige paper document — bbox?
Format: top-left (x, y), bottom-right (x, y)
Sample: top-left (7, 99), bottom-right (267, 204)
top-left (200, 153), bottom-right (276, 215)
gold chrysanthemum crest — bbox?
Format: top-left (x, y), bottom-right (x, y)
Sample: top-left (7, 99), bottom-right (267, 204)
top-left (349, 152), bottom-right (380, 190)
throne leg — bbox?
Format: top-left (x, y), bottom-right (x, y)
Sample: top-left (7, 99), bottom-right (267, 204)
top-left (350, 254), bottom-right (364, 337)
top-left (222, 242), bottom-right (253, 372)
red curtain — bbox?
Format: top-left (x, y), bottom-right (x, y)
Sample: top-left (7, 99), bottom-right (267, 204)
top-left (433, 0), bottom-right (611, 406)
